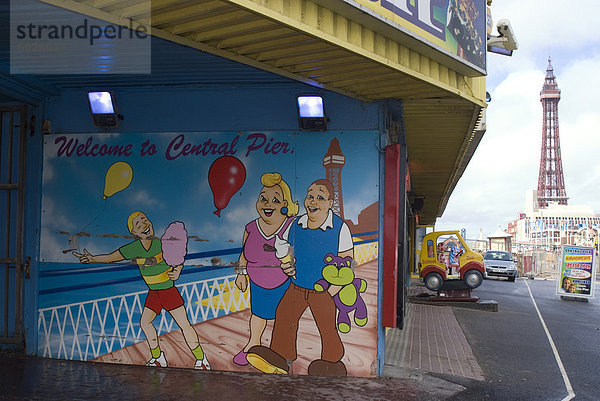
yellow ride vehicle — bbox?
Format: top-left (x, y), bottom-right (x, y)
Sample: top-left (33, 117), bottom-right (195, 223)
top-left (418, 230), bottom-right (485, 291)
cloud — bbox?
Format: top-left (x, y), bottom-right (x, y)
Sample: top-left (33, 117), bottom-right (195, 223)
top-left (224, 198), bottom-right (256, 226)
top-left (40, 197), bottom-right (78, 261)
top-left (40, 227), bottom-right (71, 262)
top-left (490, 1), bottom-right (598, 52)
top-left (344, 185), bottom-right (379, 224)
top-left (561, 113), bottom-right (600, 207)
top-left (41, 197), bottom-right (76, 232)
top-left (127, 190), bottom-right (163, 208)
top-left (485, 1), bottom-right (600, 89)
top-left (182, 196), bottom-right (256, 253)
top-left (437, 13), bottom-right (600, 238)
top-left (42, 158), bottom-right (55, 182)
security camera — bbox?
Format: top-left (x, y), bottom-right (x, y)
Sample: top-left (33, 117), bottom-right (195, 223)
top-left (487, 18), bottom-right (518, 56)
top-left (495, 19), bottom-right (518, 51)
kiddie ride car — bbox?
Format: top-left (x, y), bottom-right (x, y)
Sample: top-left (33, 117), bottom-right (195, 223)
top-left (418, 231), bottom-right (485, 299)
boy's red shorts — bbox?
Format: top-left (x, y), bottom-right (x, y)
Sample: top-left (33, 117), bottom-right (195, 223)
top-left (144, 286), bottom-right (184, 315)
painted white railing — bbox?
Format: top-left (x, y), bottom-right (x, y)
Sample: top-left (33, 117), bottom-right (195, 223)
top-left (37, 275), bottom-right (249, 361)
top-left (354, 241), bottom-right (378, 265)
top-left (38, 240), bottom-right (379, 362)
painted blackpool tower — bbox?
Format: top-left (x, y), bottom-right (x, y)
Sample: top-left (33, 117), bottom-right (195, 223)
top-left (537, 57), bottom-right (568, 208)
top-left (323, 137), bottom-right (345, 219)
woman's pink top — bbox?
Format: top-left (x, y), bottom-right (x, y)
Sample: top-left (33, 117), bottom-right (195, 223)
top-left (244, 217), bottom-right (294, 289)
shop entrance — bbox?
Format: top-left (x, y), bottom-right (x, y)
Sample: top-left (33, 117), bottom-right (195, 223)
top-left (0, 105), bottom-right (28, 347)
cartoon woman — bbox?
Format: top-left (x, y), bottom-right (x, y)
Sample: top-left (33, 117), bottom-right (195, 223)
top-left (233, 172), bottom-right (298, 366)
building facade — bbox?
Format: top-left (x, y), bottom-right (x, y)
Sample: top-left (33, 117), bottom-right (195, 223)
top-left (1, 0), bottom-right (489, 378)
top-left (514, 191), bottom-right (600, 251)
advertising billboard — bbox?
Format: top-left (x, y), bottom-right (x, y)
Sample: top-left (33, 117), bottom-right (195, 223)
top-left (351, 0), bottom-right (486, 73)
top-left (557, 245), bottom-right (596, 298)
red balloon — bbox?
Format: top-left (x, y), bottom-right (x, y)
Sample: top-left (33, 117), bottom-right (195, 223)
top-left (208, 156), bottom-right (246, 217)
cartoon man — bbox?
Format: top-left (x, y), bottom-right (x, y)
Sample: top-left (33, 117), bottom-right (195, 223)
top-left (73, 211), bottom-right (210, 370)
top-left (246, 179), bottom-right (353, 376)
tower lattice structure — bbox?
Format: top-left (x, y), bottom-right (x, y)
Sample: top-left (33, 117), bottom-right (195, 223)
top-left (323, 137), bottom-right (345, 219)
top-left (537, 58), bottom-right (568, 208)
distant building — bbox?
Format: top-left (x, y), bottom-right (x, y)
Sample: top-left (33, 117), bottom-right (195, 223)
top-left (345, 201), bottom-right (378, 235)
top-left (513, 190), bottom-right (600, 249)
top-left (488, 226), bottom-right (512, 252)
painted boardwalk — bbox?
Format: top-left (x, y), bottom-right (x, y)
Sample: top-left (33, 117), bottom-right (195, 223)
top-left (94, 259), bottom-right (379, 377)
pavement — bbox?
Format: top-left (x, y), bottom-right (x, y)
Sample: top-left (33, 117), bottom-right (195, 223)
top-left (0, 280), bottom-right (488, 400)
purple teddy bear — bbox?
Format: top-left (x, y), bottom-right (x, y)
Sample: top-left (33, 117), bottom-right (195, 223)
top-left (314, 253), bottom-right (368, 333)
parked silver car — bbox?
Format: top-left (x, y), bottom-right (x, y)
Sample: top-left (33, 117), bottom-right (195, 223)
top-left (483, 251), bottom-right (518, 282)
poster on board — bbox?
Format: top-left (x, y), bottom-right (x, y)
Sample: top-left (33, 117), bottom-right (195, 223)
top-left (556, 245), bottom-right (596, 298)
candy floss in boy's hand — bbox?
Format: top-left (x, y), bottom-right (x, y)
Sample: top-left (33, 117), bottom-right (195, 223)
top-left (161, 221), bottom-right (188, 266)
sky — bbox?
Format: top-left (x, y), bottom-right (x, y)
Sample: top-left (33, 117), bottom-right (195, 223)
top-left (435, 0), bottom-right (600, 239)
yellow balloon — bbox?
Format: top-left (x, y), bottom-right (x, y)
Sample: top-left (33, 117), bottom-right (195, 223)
top-left (103, 161), bottom-right (133, 199)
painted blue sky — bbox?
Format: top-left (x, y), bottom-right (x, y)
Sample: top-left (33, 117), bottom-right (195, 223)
top-left (41, 131), bottom-right (380, 262)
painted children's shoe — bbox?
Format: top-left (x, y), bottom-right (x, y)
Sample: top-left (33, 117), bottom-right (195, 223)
top-left (246, 345), bottom-right (288, 374)
top-left (194, 354), bottom-right (211, 370)
top-left (233, 350), bottom-right (248, 366)
top-left (146, 351), bottom-right (167, 368)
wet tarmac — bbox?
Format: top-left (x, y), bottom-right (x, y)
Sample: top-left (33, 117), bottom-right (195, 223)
top-left (0, 352), bottom-right (422, 401)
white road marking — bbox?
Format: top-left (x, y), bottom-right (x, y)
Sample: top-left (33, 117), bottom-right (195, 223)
top-left (524, 279), bottom-right (575, 401)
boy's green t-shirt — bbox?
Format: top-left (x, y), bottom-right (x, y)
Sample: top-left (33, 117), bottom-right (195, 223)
top-left (119, 239), bottom-right (174, 290)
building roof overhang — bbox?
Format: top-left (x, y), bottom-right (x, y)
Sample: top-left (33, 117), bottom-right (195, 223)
top-left (34, 0), bottom-right (487, 225)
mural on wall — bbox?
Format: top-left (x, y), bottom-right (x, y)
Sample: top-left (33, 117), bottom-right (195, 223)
top-left (39, 131), bottom-right (380, 377)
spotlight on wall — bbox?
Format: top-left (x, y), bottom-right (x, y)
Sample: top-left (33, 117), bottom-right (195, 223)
top-left (87, 91), bottom-right (120, 129)
top-left (297, 94), bottom-right (327, 131)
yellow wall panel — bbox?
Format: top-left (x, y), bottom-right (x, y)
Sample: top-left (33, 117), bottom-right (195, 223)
top-left (374, 33), bottom-right (386, 58)
top-left (231, 0), bottom-right (485, 104)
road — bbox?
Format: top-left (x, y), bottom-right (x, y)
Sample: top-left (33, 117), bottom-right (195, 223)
top-left (448, 277), bottom-right (600, 401)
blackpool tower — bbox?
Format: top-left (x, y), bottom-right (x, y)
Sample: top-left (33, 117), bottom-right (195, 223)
top-left (537, 57), bottom-right (568, 208)
top-left (323, 137), bottom-right (345, 219)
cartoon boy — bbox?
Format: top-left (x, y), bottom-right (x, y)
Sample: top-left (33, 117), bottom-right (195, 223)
top-left (73, 211), bottom-right (209, 370)
top-left (246, 179), bottom-right (353, 376)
